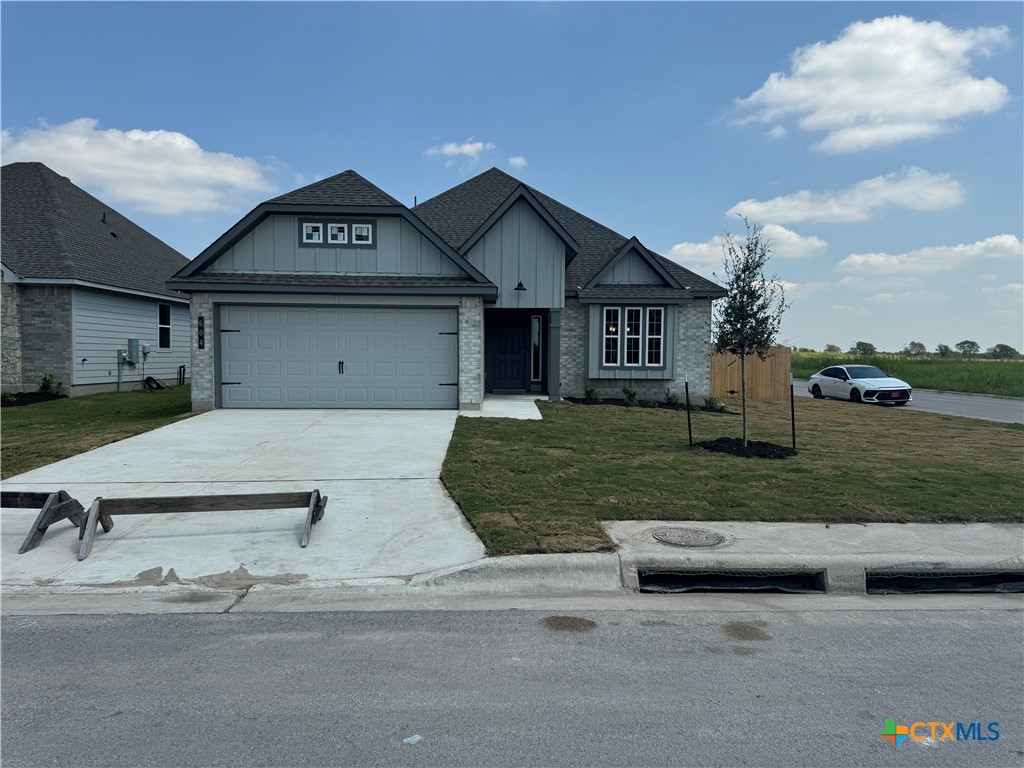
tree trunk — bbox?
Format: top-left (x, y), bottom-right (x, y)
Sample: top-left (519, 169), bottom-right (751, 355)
top-left (740, 353), bottom-right (748, 448)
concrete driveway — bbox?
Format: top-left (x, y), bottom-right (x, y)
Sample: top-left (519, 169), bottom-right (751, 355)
top-left (1, 410), bottom-right (484, 589)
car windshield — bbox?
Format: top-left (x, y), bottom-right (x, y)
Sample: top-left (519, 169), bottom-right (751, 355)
top-left (846, 366), bottom-right (888, 379)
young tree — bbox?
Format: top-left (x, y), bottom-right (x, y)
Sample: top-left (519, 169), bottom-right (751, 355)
top-left (713, 219), bottom-right (790, 447)
top-left (935, 344), bottom-right (953, 358)
top-left (848, 340), bottom-right (877, 356)
top-left (823, 344), bottom-right (842, 353)
top-left (901, 341), bottom-right (927, 356)
top-left (955, 340), bottom-right (980, 357)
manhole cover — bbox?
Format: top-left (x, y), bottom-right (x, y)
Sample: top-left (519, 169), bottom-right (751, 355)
top-left (651, 527), bottom-right (726, 548)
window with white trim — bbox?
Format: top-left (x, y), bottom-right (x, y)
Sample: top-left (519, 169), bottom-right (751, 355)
top-left (647, 307), bottom-right (663, 366)
top-left (352, 223), bottom-right (373, 245)
top-left (158, 303), bottom-right (171, 349)
top-left (302, 222), bottom-right (323, 244)
top-left (601, 306), bottom-right (665, 368)
top-left (327, 223), bottom-right (348, 244)
top-left (603, 307), bottom-right (620, 365)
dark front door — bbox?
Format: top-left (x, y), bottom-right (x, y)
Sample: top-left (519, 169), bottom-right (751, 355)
top-left (486, 312), bottom-right (529, 392)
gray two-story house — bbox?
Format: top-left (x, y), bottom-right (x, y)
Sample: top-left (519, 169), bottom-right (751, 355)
top-left (168, 168), bottom-right (724, 411)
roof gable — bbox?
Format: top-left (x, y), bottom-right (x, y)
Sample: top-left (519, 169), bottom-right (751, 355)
top-left (586, 236), bottom-right (681, 290)
top-left (415, 169), bottom-right (725, 298)
top-left (459, 185), bottom-right (580, 257)
top-left (1, 162), bottom-right (188, 298)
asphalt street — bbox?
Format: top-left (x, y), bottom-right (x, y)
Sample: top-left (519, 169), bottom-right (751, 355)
top-left (792, 379), bottom-right (1024, 423)
top-left (3, 601), bottom-right (1022, 767)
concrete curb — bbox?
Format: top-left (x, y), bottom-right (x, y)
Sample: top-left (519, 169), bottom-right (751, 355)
top-left (410, 553), bottom-right (623, 593)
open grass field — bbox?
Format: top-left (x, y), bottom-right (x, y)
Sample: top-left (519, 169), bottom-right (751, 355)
top-left (442, 398), bottom-right (1024, 555)
top-left (1, 386), bottom-right (193, 479)
top-left (791, 351), bottom-right (1024, 398)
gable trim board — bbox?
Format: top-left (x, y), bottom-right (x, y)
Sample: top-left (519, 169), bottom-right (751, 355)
top-left (173, 168), bottom-right (723, 411)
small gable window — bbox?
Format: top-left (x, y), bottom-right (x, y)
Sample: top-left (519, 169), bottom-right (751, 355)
top-left (158, 303), bottom-right (171, 349)
top-left (602, 306), bottom-right (665, 369)
top-left (327, 223), bottom-right (348, 244)
top-left (302, 222), bottom-right (323, 244)
top-left (352, 223), bottom-right (373, 245)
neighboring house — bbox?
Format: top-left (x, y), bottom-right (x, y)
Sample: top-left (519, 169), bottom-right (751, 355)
top-left (1, 162), bottom-right (190, 395)
top-left (168, 168), bottom-right (725, 411)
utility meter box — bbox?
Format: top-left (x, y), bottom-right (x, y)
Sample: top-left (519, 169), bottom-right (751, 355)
top-left (125, 338), bottom-right (140, 364)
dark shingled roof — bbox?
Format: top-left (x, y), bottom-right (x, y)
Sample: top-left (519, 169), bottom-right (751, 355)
top-left (413, 168), bottom-right (724, 297)
top-left (1, 162), bottom-right (188, 298)
top-left (268, 170), bottom-right (404, 207)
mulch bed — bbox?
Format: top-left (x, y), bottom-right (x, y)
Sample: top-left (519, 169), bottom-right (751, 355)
top-left (1, 392), bottom-right (68, 408)
top-left (696, 437), bottom-right (797, 459)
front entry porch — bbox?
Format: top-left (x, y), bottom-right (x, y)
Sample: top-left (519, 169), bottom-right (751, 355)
top-left (483, 308), bottom-right (561, 400)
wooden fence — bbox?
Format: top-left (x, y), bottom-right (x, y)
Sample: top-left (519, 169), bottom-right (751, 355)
top-left (711, 346), bottom-right (792, 402)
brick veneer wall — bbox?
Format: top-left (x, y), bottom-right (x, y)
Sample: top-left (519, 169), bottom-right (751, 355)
top-left (458, 296), bottom-right (483, 408)
top-left (189, 292), bottom-right (215, 411)
top-left (1, 274), bottom-right (23, 391)
top-left (17, 285), bottom-right (73, 392)
top-left (558, 297), bottom-right (714, 400)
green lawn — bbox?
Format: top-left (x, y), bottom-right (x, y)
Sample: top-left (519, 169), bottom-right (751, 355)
top-left (1, 386), bottom-right (194, 479)
top-left (441, 398), bottom-right (1024, 555)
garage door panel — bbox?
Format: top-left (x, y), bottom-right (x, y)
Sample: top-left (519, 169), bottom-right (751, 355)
top-left (220, 306), bottom-right (458, 409)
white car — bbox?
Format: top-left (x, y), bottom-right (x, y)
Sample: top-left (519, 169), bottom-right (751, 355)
top-left (808, 365), bottom-right (912, 405)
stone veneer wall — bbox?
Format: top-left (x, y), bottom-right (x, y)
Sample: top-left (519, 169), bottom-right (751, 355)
top-left (558, 297), bottom-right (714, 400)
top-left (189, 292), bottom-right (215, 412)
top-left (16, 285), bottom-right (73, 393)
top-left (458, 296), bottom-right (484, 408)
top-left (1, 274), bottom-right (23, 391)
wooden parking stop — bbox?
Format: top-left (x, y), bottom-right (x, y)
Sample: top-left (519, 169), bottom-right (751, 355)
top-left (3, 490), bottom-right (114, 554)
top-left (77, 490), bottom-right (327, 561)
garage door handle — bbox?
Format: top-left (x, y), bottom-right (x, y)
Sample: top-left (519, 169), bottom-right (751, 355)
top-left (339, 361), bottom-right (344, 375)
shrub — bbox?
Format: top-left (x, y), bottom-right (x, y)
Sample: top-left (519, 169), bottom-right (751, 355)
top-left (702, 395), bottom-right (725, 413)
top-left (583, 385), bottom-right (600, 404)
top-left (38, 374), bottom-right (63, 396)
top-left (622, 386), bottom-right (638, 407)
top-left (663, 389), bottom-right (681, 408)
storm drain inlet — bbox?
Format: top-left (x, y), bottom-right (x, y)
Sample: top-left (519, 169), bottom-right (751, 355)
top-left (638, 568), bottom-right (827, 594)
top-left (866, 570), bottom-right (1024, 594)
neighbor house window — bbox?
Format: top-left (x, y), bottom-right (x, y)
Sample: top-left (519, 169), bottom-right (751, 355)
top-left (158, 303), bottom-right (171, 349)
top-left (302, 222), bottom-right (323, 244)
top-left (603, 307), bottom-right (620, 366)
top-left (327, 223), bottom-right (348, 244)
top-left (352, 223), bottom-right (373, 244)
top-left (601, 306), bottom-right (665, 368)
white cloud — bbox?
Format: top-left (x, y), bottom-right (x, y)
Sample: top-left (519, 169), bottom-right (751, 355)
top-left (737, 16), bottom-right (1011, 152)
top-left (840, 274), bottom-right (920, 289)
top-left (507, 156), bottom-right (527, 170)
top-left (667, 223), bottom-right (827, 272)
top-left (425, 139), bottom-right (496, 168)
top-left (1, 118), bottom-right (274, 215)
top-left (865, 290), bottom-right (944, 304)
top-left (728, 168), bottom-right (963, 224)
top-left (981, 282), bottom-right (1024, 298)
top-left (765, 125), bottom-right (787, 140)
top-left (836, 235), bottom-right (1023, 276)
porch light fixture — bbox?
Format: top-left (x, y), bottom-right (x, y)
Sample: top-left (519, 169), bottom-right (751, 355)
top-left (514, 281), bottom-right (527, 291)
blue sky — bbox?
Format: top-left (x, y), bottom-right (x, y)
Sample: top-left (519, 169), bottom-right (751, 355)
top-left (3, 2), bottom-right (1021, 352)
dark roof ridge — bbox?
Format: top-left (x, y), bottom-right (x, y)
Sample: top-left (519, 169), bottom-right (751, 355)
top-left (268, 169), bottom-right (404, 206)
top-left (415, 166), bottom-right (517, 209)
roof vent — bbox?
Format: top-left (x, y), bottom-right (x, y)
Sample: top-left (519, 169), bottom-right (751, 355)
top-left (101, 211), bottom-right (107, 224)
top-left (110, 232), bottom-right (118, 238)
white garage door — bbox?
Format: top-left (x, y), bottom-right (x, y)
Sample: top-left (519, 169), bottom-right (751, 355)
top-left (220, 306), bottom-right (458, 408)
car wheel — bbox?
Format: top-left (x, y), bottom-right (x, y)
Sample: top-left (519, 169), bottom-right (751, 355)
top-left (811, 384), bottom-right (823, 399)
top-left (850, 389), bottom-right (862, 403)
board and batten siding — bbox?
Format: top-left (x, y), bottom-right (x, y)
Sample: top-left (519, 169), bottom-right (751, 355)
top-left (71, 288), bottom-right (189, 386)
top-left (465, 199), bottom-right (566, 310)
top-left (600, 250), bottom-right (663, 284)
top-left (206, 215), bottom-right (465, 277)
